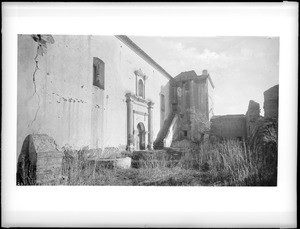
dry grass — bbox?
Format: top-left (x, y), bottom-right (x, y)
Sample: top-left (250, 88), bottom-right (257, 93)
top-left (60, 139), bottom-right (277, 186)
top-left (60, 118), bottom-right (277, 186)
top-left (177, 139), bottom-right (277, 186)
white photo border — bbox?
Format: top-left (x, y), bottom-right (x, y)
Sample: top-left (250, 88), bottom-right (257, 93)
top-left (2, 2), bottom-right (298, 227)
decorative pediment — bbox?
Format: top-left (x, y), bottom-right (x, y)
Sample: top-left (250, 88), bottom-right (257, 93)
top-left (125, 92), bottom-right (148, 104)
top-left (125, 92), bottom-right (154, 108)
top-left (134, 69), bottom-right (148, 81)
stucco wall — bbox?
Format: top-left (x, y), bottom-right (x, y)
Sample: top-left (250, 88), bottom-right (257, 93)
top-left (17, 35), bottom-right (170, 156)
top-left (115, 37), bottom-right (170, 143)
top-left (18, 35), bottom-right (104, 155)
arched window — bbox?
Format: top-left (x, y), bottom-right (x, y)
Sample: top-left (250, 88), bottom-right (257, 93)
top-left (93, 57), bottom-right (105, 89)
top-left (138, 79), bottom-right (144, 98)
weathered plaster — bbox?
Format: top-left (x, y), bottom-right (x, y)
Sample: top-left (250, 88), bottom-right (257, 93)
top-left (17, 35), bottom-right (171, 156)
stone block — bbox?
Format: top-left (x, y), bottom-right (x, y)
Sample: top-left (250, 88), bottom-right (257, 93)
top-left (114, 157), bottom-right (132, 169)
top-left (102, 147), bottom-right (121, 158)
top-left (83, 148), bottom-right (102, 159)
top-left (84, 157), bottom-right (132, 170)
top-left (17, 134), bottom-right (63, 185)
top-left (131, 149), bottom-right (183, 168)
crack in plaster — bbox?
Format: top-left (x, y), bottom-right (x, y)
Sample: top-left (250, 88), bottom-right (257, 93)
top-left (28, 46), bottom-right (41, 127)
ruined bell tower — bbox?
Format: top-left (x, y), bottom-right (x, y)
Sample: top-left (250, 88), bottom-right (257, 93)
top-left (170, 70), bottom-right (214, 141)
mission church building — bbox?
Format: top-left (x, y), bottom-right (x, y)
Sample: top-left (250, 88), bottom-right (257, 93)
top-left (17, 35), bottom-right (214, 157)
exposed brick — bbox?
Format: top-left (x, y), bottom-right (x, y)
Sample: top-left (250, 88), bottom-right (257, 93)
top-left (17, 134), bottom-right (63, 185)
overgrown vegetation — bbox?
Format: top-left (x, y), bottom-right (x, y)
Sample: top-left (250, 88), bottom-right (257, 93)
top-left (60, 117), bottom-right (277, 186)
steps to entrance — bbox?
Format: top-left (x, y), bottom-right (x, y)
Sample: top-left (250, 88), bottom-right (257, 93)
top-left (85, 157), bottom-right (132, 170)
top-left (131, 149), bottom-right (184, 168)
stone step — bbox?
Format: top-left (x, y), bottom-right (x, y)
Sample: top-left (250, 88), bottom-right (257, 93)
top-left (85, 157), bottom-right (131, 170)
top-left (153, 141), bottom-right (164, 149)
top-left (131, 149), bottom-right (184, 168)
top-left (131, 158), bottom-right (180, 169)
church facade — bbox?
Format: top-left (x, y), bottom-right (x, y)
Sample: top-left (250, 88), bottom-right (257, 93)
top-left (17, 35), bottom-right (214, 156)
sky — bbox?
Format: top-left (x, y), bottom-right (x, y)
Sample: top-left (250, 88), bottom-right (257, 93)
top-left (130, 36), bottom-right (279, 116)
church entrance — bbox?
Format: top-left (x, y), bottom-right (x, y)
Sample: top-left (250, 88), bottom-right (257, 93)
top-left (137, 122), bottom-right (146, 150)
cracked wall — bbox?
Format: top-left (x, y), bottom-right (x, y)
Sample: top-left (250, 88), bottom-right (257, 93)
top-left (17, 35), bottom-right (170, 156)
top-left (18, 35), bottom-right (105, 155)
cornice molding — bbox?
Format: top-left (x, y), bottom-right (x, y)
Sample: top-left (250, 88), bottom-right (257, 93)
top-left (133, 110), bottom-right (149, 116)
top-left (125, 92), bottom-right (154, 108)
top-left (125, 92), bottom-right (148, 104)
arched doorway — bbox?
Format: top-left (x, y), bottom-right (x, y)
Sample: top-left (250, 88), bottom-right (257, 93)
top-left (137, 122), bottom-right (146, 150)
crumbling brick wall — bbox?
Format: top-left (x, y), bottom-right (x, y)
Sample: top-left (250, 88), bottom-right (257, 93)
top-left (246, 100), bottom-right (261, 137)
top-left (264, 85), bottom-right (279, 119)
top-left (210, 115), bottom-right (247, 140)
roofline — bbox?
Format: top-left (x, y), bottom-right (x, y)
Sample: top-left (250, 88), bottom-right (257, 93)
top-left (173, 71), bottom-right (215, 88)
top-left (115, 35), bottom-right (173, 80)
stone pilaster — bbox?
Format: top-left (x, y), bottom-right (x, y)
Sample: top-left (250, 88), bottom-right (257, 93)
top-left (147, 101), bottom-right (154, 150)
top-left (125, 93), bottom-right (134, 151)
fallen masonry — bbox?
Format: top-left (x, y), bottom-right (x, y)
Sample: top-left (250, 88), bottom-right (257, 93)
top-left (17, 134), bottom-right (63, 185)
top-left (17, 134), bottom-right (189, 185)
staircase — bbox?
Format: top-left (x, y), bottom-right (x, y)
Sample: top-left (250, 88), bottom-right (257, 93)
top-left (153, 112), bottom-right (177, 149)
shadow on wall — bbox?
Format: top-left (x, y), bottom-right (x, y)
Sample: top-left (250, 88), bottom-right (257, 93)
top-left (153, 82), bottom-right (174, 149)
top-left (159, 83), bottom-right (170, 128)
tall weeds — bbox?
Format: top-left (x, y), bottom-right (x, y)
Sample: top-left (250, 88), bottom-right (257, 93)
top-left (60, 117), bottom-right (278, 186)
top-left (176, 135), bottom-right (277, 186)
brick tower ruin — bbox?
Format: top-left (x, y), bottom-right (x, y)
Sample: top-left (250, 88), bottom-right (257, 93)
top-left (170, 69), bottom-right (214, 141)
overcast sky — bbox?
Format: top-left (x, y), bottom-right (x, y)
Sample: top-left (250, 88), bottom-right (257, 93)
top-left (130, 36), bottom-right (279, 116)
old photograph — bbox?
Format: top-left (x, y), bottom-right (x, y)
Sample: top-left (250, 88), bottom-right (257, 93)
top-left (3, 2), bottom-right (298, 228)
top-left (17, 35), bottom-right (279, 186)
